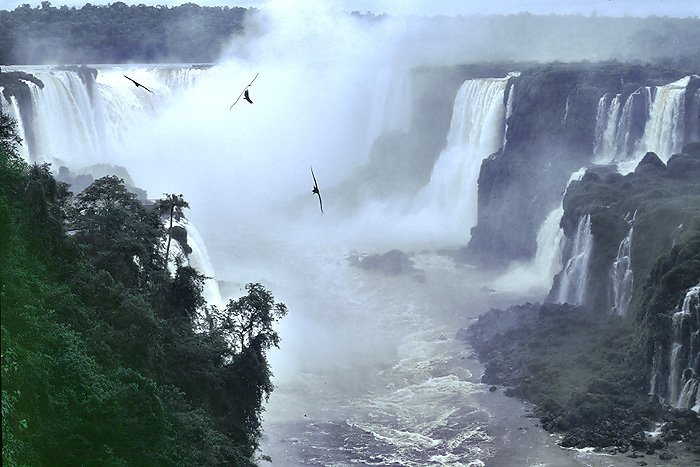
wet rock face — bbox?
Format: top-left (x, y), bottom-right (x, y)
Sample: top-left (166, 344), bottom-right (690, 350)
top-left (466, 63), bottom-right (691, 266)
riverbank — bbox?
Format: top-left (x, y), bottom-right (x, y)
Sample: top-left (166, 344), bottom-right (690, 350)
top-left (461, 302), bottom-right (700, 466)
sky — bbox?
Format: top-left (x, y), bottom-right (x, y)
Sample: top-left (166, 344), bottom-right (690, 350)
top-left (0, 0), bottom-right (699, 17)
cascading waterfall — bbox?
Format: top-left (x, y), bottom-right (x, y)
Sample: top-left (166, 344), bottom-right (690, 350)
top-left (0, 88), bottom-right (30, 160)
top-left (666, 282), bottom-right (700, 412)
top-left (151, 65), bottom-right (215, 91)
top-left (492, 206), bottom-right (564, 293)
top-left (26, 71), bottom-right (109, 166)
top-left (592, 87), bottom-right (651, 165)
top-left (165, 217), bottom-right (225, 309)
top-left (610, 211), bottom-right (636, 316)
top-left (555, 214), bottom-right (593, 306)
top-left (355, 76), bottom-right (510, 247)
top-left (416, 77), bottom-right (509, 237)
top-left (4, 65), bottom-right (213, 169)
top-left (651, 282), bottom-right (700, 412)
top-left (501, 76), bottom-right (517, 151)
top-left (593, 93), bottom-right (622, 161)
top-left (638, 76), bottom-right (690, 161)
top-left (592, 76), bottom-right (694, 172)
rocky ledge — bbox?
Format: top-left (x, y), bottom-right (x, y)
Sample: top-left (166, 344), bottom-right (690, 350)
top-left (460, 302), bottom-right (700, 461)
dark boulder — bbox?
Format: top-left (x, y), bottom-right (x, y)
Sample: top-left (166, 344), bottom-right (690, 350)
top-left (666, 151), bottom-right (700, 179)
top-left (634, 152), bottom-right (666, 174)
top-left (350, 249), bottom-right (416, 275)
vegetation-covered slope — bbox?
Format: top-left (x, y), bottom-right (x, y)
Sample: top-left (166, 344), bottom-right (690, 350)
top-left (0, 111), bottom-right (285, 466)
top-left (464, 146), bottom-right (700, 461)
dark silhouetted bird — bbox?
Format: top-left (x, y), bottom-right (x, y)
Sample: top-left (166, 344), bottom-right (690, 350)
top-left (124, 75), bottom-right (153, 93)
top-left (230, 73), bottom-right (259, 109)
top-left (310, 165), bottom-right (323, 214)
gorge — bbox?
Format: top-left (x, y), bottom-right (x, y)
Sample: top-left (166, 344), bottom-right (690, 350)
top-left (2, 4), bottom-right (700, 466)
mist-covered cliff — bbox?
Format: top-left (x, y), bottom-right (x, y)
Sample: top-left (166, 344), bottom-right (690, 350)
top-left (464, 145), bottom-right (700, 459)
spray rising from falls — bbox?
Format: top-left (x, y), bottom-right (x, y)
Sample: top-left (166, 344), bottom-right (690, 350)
top-left (610, 211), bottom-right (636, 316)
top-left (365, 67), bottom-right (412, 151)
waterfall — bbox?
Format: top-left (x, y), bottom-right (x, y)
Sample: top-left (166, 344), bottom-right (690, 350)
top-left (592, 76), bottom-right (693, 172)
top-left (492, 206), bottom-right (564, 293)
top-left (555, 214), bottom-right (593, 306)
top-left (663, 282), bottom-right (700, 412)
top-left (593, 93), bottom-right (622, 162)
top-left (417, 77), bottom-right (509, 237)
top-left (0, 88), bottom-right (30, 160)
top-left (502, 76), bottom-right (517, 151)
top-left (4, 65), bottom-right (214, 169)
top-left (26, 71), bottom-right (109, 167)
top-left (611, 211), bottom-right (636, 316)
top-left (166, 217), bottom-right (224, 310)
top-left (592, 87), bottom-right (651, 165)
top-left (638, 76), bottom-right (690, 161)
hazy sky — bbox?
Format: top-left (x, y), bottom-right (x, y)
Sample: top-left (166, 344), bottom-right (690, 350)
top-left (1, 0), bottom-right (699, 17)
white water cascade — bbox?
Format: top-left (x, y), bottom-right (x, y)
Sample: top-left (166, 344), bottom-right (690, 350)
top-left (611, 211), bottom-right (636, 316)
top-left (494, 168), bottom-right (586, 295)
top-left (0, 88), bottom-right (30, 160)
top-left (556, 214), bottom-right (593, 306)
top-left (3, 65), bottom-right (215, 169)
top-left (165, 216), bottom-right (225, 311)
top-left (2, 49), bottom-right (629, 466)
top-left (666, 282), bottom-right (700, 412)
top-left (592, 76), bottom-right (694, 173)
top-left (501, 77), bottom-right (517, 151)
top-left (492, 207), bottom-right (564, 294)
top-left (416, 77), bottom-right (509, 238)
top-left (638, 76), bottom-right (691, 161)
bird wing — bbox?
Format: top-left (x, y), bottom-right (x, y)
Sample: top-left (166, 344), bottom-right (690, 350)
top-left (310, 166), bottom-right (323, 213)
top-left (124, 75), bottom-right (154, 93)
top-left (310, 165), bottom-right (318, 187)
top-left (230, 73), bottom-right (259, 109)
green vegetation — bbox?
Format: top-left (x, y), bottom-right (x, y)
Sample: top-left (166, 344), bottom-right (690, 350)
top-left (1, 110), bottom-right (286, 466)
top-left (466, 146), bottom-right (700, 458)
top-left (0, 2), bottom-right (251, 64)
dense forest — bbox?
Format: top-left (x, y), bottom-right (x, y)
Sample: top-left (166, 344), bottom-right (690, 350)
top-left (0, 2), bottom-right (251, 64)
top-left (0, 110), bottom-right (286, 465)
top-left (1, 3), bottom-right (700, 66)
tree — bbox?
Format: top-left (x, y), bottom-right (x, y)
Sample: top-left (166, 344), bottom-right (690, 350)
top-left (156, 193), bottom-right (189, 273)
top-left (68, 175), bottom-right (163, 286)
top-left (217, 283), bottom-right (288, 355)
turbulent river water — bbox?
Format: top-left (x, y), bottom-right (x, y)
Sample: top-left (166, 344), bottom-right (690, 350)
top-left (5, 22), bottom-right (695, 461)
top-left (193, 222), bottom-right (644, 467)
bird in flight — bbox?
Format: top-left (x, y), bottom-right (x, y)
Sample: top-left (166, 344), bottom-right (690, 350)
top-left (310, 165), bottom-right (323, 214)
top-left (124, 75), bottom-right (153, 93)
top-left (230, 73), bottom-right (259, 109)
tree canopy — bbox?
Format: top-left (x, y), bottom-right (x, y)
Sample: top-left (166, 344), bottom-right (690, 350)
top-left (1, 110), bottom-right (284, 465)
top-left (0, 2), bottom-right (251, 64)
